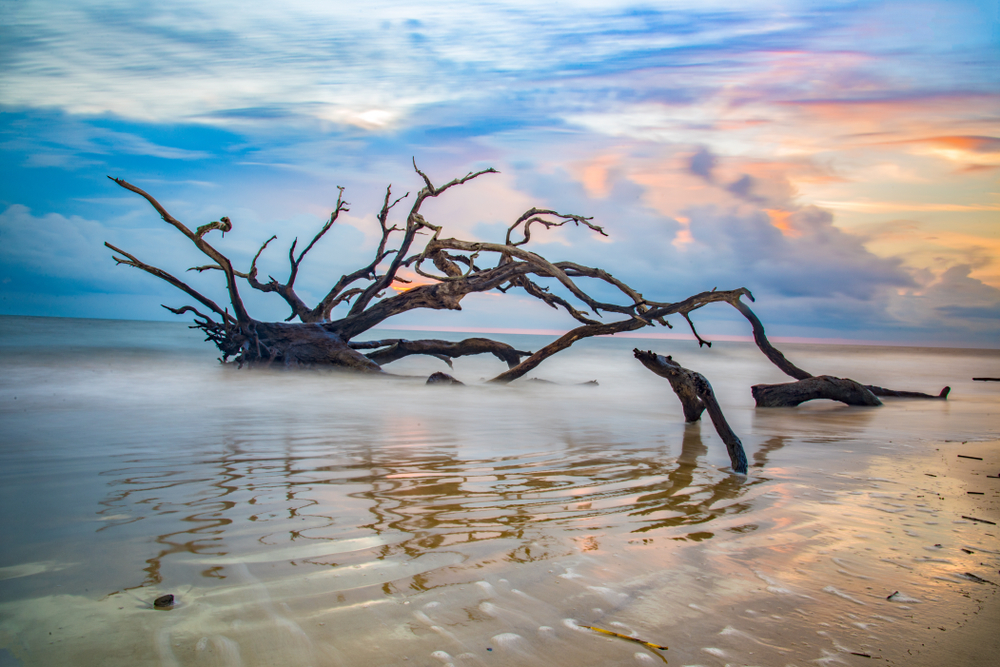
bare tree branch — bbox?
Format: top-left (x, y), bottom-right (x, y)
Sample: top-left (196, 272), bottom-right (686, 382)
top-left (505, 208), bottom-right (606, 248)
top-left (108, 177), bottom-right (250, 323)
top-left (346, 162), bottom-right (498, 317)
top-left (352, 338), bottom-right (531, 369)
top-left (287, 187), bottom-right (349, 287)
top-left (726, 295), bottom-right (813, 380)
top-left (105, 242), bottom-right (234, 323)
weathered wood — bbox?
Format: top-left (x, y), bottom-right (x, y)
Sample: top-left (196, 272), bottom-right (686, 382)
top-left (752, 375), bottom-right (882, 407)
top-left (105, 164), bottom-right (958, 412)
top-left (632, 350), bottom-right (705, 422)
top-left (245, 322), bottom-right (383, 371)
top-left (728, 297), bottom-right (812, 380)
top-left (634, 349), bottom-right (748, 474)
top-left (108, 165), bottom-right (790, 377)
top-left (353, 337), bottom-right (531, 369)
top-left (865, 384), bottom-right (950, 399)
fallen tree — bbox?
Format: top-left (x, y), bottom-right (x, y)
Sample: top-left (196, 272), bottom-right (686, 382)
top-left (107, 162), bottom-right (948, 475)
top-left (106, 162), bottom-right (767, 384)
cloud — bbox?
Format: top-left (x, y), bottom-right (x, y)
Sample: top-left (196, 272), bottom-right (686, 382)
top-left (1, 0), bottom-right (997, 347)
top-left (908, 136), bottom-right (1000, 154)
top-left (886, 135), bottom-right (1000, 170)
top-left (680, 204), bottom-right (915, 301)
top-left (885, 265), bottom-right (1000, 340)
top-left (7, 0), bottom-right (989, 135)
top-left (0, 112), bottom-right (216, 171)
top-left (688, 147), bottom-right (716, 182)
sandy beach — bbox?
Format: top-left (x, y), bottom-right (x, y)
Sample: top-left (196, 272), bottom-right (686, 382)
top-left (903, 439), bottom-right (999, 667)
top-left (1, 317), bottom-right (999, 666)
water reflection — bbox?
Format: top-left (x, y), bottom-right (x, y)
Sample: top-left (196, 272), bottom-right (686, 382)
top-left (96, 425), bottom-right (781, 595)
top-left (629, 428), bottom-right (778, 535)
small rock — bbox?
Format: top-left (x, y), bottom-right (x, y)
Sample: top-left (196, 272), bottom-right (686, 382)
top-left (153, 594), bottom-right (175, 608)
top-left (426, 372), bottom-right (463, 385)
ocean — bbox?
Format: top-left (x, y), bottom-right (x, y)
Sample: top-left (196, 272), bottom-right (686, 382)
top-left (0, 314), bottom-right (998, 666)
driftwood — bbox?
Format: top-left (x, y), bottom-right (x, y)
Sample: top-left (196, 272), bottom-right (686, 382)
top-left (635, 292), bottom-right (952, 470)
top-left (108, 162), bottom-right (955, 475)
top-left (752, 376), bottom-right (882, 407)
top-left (633, 351), bottom-right (705, 422)
top-left (349, 338), bottom-right (531, 369)
top-left (633, 350), bottom-right (749, 474)
top-left (753, 377), bottom-right (949, 408)
top-left (106, 162), bottom-right (775, 384)
top-left (865, 384), bottom-right (950, 399)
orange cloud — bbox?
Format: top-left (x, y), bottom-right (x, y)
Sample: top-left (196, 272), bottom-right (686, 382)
top-left (672, 215), bottom-right (693, 249)
top-left (571, 153), bottom-right (621, 198)
top-left (816, 200), bottom-right (1000, 213)
top-left (903, 135), bottom-right (1000, 153)
top-left (763, 209), bottom-right (801, 237)
top-left (886, 135), bottom-right (1000, 169)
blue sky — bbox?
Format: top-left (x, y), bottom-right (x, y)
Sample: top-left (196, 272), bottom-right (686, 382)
top-left (1, 0), bottom-right (998, 346)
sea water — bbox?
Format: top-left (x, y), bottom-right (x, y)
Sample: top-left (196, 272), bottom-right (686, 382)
top-left (0, 315), bottom-right (998, 666)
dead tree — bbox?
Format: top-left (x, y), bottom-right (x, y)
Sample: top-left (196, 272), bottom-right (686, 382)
top-left (105, 162), bottom-right (768, 383)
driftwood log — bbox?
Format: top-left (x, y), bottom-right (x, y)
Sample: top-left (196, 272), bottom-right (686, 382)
top-left (633, 350), bottom-right (749, 474)
top-left (752, 376), bottom-right (882, 407)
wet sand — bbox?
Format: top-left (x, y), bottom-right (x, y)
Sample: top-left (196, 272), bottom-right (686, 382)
top-left (1, 316), bottom-right (999, 666)
top-left (905, 440), bottom-right (999, 667)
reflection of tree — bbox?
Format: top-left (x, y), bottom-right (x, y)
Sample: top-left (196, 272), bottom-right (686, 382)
top-left (95, 430), bottom-right (787, 592)
top-left (628, 426), bottom-right (767, 535)
top-left (753, 436), bottom-right (787, 469)
top-left (356, 430), bottom-right (788, 562)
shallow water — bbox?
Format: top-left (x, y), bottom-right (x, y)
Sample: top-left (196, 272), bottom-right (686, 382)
top-left (0, 315), bottom-right (998, 666)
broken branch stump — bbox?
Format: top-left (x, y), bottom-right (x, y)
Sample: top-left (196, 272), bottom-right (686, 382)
top-left (634, 349), bottom-right (749, 474)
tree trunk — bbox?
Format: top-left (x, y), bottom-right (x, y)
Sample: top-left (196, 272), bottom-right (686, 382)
top-left (351, 337), bottom-right (530, 369)
top-left (247, 322), bottom-right (383, 372)
top-left (632, 351), bottom-right (705, 422)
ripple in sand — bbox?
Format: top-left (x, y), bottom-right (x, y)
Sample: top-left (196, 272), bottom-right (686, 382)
top-left (822, 586), bottom-right (867, 605)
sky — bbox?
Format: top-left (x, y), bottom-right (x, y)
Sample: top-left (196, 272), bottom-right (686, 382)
top-left (1, 0), bottom-right (998, 347)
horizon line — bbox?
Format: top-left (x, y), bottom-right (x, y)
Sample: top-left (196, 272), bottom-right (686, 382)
top-left (1, 312), bottom-right (994, 351)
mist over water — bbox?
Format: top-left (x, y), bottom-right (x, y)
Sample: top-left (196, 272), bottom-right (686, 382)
top-left (1, 315), bottom-right (998, 666)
